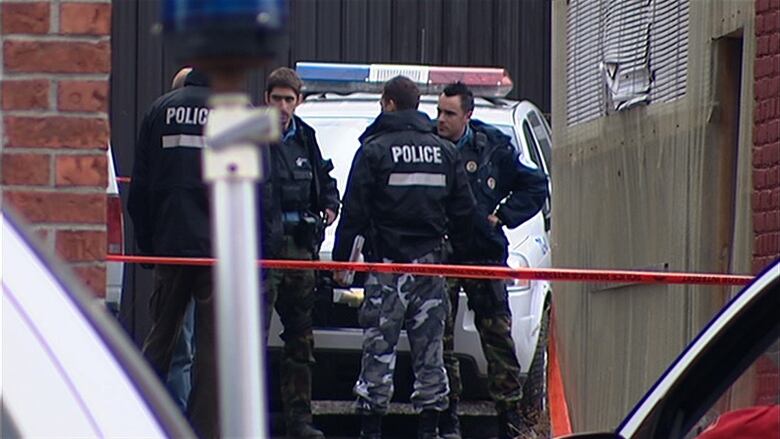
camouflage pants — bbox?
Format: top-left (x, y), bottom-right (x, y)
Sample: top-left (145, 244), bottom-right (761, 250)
top-left (263, 235), bottom-right (317, 424)
top-left (444, 277), bottom-right (524, 413)
top-left (354, 251), bottom-right (450, 414)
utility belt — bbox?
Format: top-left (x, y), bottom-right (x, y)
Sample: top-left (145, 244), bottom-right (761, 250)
top-left (282, 210), bottom-right (325, 251)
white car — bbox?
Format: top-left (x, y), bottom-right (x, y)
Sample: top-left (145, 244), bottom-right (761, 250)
top-left (267, 63), bottom-right (554, 412)
top-left (106, 145), bottom-right (125, 314)
top-left (0, 208), bottom-right (192, 437)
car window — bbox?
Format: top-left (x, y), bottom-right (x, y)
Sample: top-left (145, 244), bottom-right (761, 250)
top-left (521, 121), bottom-right (545, 171)
top-left (528, 111), bottom-right (552, 171)
top-left (684, 338), bottom-right (780, 439)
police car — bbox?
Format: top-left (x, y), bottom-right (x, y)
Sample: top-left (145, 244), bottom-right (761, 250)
top-left (266, 63), bottom-right (554, 412)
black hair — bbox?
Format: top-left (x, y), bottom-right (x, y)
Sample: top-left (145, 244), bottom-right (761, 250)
top-left (382, 76), bottom-right (420, 111)
top-left (442, 82), bottom-right (474, 113)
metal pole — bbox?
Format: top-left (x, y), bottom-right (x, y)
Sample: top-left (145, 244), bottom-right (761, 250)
top-left (204, 92), bottom-right (279, 438)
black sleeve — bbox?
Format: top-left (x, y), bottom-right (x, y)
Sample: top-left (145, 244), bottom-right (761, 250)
top-left (310, 132), bottom-right (341, 215)
top-left (127, 109), bottom-right (155, 254)
top-left (332, 145), bottom-right (374, 261)
top-left (495, 148), bottom-right (549, 228)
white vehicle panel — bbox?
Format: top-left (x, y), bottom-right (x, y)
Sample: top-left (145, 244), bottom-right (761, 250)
top-left (1, 215), bottom-right (167, 438)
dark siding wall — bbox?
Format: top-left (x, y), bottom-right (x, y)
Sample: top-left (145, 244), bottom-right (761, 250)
top-left (110, 0), bottom-right (550, 341)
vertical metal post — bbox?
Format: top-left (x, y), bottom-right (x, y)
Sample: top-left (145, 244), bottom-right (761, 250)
top-left (204, 93), bottom-right (279, 438)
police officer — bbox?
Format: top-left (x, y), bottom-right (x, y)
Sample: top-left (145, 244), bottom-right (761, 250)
top-left (333, 76), bottom-right (475, 439)
top-left (435, 82), bottom-right (549, 439)
top-left (263, 67), bottom-right (340, 439)
top-left (128, 68), bottom-right (219, 437)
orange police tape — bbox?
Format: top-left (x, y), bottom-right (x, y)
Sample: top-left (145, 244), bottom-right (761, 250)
top-left (107, 254), bottom-right (754, 286)
top-left (106, 253), bottom-right (753, 437)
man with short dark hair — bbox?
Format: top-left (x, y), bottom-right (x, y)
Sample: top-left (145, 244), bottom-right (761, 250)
top-left (436, 82), bottom-right (548, 439)
top-left (128, 68), bottom-right (220, 437)
top-left (333, 75), bottom-right (475, 439)
top-left (263, 67), bottom-right (340, 439)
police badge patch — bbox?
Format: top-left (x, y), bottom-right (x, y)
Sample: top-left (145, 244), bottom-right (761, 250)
top-left (487, 177), bottom-right (496, 189)
top-left (466, 161), bottom-right (478, 173)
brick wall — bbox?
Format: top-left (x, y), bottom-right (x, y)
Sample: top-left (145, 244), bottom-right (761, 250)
top-left (1, 0), bottom-right (111, 296)
top-left (753, 0), bottom-right (780, 274)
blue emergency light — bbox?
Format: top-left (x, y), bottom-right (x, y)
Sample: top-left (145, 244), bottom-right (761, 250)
top-left (296, 62), bottom-right (513, 97)
top-left (161, 0), bottom-right (288, 63)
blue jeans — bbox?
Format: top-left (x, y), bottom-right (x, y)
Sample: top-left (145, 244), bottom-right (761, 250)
top-left (166, 299), bottom-right (195, 412)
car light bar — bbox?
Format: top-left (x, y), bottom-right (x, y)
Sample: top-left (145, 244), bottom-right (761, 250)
top-left (296, 62), bottom-right (513, 97)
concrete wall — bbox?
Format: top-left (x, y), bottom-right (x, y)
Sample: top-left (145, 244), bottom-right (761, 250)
top-left (550, 0), bottom-right (756, 431)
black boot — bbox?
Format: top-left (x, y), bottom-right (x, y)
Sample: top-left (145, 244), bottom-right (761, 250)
top-left (286, 414), bottom-right (325, 439)
top-left (360, 413), bottom-right (382, 439)
top-left (418, 409), bottom-right (441, 439)
top-left (497, 409), bottom-right (537, 439)
top-left (439, 400), bottom-right (461, 439)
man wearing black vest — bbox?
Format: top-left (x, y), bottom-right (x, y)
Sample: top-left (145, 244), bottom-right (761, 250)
top-left (263, 67), bottom-right (340, 439)
top-left (333, 76), bottom-right (475, 439)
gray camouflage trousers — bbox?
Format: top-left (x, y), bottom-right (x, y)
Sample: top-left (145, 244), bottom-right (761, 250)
top-left (354, 251), bottom-right (450, 414)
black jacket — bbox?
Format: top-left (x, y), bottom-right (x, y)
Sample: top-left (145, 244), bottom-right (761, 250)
top-left (333, 110), bottom-right (475, 262)
top-left (128, 71), bottom-right (281, 258)
top-left (270, 115), bottom-right (340, 216)
top-left (449, 119), bottom-right (549, 262)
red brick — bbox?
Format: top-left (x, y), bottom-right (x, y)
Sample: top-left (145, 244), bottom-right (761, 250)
top-left (4, 41), bottom-right (110, 74)
top-left (769, 142), bottom-right (780, 165)
top-left (1, 153), bottom-right (50, 185)
top-left (1, 79), bottom-right (49, 110)
top-left (58, 80), bottom-right (108, 112)
top-left (756, 77), bottom-right (772, 99)
top-left (758, 35), bottom-right (770, 56)
top-left (60, 3), bottom-right (111, 35)
top-left (56, 230), bottom-right (106, 262)
top-left (755, 212), bottom-right (768, 233)
top-left (758, 0), bottom-right (771, 13)
top-left (770, 120), bottom-right (780, 143)
top-left (55, 154), bottom-right (107, 187)
top-left (4, 116), bottom-right (109, 149)
top-left (768, 210), bottom-right (780, 232)
top-left (771, 34), bottom-right (780, 54)
top-left (3, 191), bottom-right (106, 224)
top-left (1, 2), bottom-right (49, 34)
top-left (755, 168), bottom-right (768, 189)
top-left (72, 265), bottom-right (106, 297)
top-left (772, 0), bottom-right (780, 11)
top-left (769, 167), bottom-right (780, 188)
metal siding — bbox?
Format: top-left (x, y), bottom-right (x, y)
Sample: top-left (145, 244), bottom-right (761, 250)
top-left (649, 0), bottom-right (689, 104)
top-left (566, 0), bottom-right (604, 125)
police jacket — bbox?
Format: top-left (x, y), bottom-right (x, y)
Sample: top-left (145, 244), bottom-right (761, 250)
top-left (270, 115), bottom-right (340, 218)
top-left (128, 71), bottom-right (281, 258)
top-left (333, 110), bottom-right (475, 263)
top-left (448, 119), bottom-right (549, 263)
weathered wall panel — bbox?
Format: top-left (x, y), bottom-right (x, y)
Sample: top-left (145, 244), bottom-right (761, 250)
top-left (551, 0), bottom-right (755, 431)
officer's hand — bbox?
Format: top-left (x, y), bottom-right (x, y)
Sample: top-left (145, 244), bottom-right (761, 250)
top-left (487, 214), bottom-right (502, 228)
top-left (324, 208), bottom-right (337, 226)
top-left (333, 270), bottom-right (349, 286)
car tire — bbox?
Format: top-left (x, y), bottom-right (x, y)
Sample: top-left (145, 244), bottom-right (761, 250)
top-left (521, 299), bottom-right (550, 426)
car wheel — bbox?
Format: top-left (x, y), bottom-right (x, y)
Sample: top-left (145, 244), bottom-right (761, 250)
top-left (521, 299), bottom-right (550, 428)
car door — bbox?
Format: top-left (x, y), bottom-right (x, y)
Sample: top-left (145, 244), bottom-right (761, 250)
top-left (514, 104), bottom-right (553, 231)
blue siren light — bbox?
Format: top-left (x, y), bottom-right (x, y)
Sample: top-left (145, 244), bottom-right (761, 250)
top-left (295, 62), bottom-right (513, 97)
top-left (161, 0), bottom-right (288, 63)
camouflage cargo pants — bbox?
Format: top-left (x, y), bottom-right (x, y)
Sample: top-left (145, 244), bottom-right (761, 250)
top-left (263, 235), bottom-right (317, 424)
top-left (354, 251), bottom-right (450, 414)
top-left (444, 277), bottom-right (524, 413)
